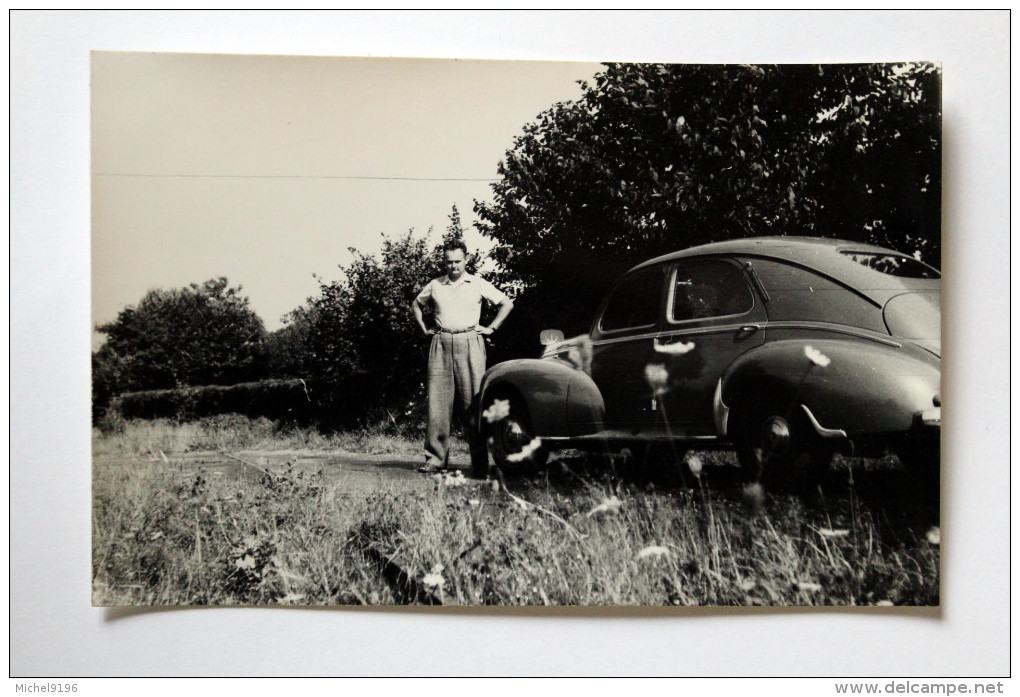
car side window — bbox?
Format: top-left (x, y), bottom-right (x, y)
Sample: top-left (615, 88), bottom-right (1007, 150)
top-left (670, 260), bottom-right (754, 322)
top-left (599, 267), bottom-right (663, 333)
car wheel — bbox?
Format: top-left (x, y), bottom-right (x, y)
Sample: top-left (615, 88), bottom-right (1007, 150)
top-left (733, 399), bottom-right (833, 494)
top-left (486, 396), bottom-right (549, 476)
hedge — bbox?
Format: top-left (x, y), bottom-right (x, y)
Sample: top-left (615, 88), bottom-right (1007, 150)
top-left (111, 379), bottom-right (315, 423)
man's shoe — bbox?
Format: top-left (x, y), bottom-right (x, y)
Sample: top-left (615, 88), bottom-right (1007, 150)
top-left (418, 462), bottom-right (446, 474)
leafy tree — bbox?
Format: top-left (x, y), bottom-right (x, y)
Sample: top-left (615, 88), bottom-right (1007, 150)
top-left (475, 62), bottom-right (941, 343)
top-left (265, 304), bottom-right (316, 379)
top-left (304, 215), bottom-right (486, 425)
top-left (92, 278), bottom-right (267, 418)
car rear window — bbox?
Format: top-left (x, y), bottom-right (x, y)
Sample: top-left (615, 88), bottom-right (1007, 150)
top-left (840, 251), bottom-right (940, 279)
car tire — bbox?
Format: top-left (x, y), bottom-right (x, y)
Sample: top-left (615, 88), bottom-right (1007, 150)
top-left (485, 395), bottom-right (549, 476)
top-left (733, 399), bottom-right (834, 494)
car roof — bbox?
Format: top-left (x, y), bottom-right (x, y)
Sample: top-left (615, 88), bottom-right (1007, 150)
top-left (629, 236), bottom-right (940, 305)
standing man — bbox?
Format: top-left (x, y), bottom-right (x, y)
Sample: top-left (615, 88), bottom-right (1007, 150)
top-left (412, 240), bottom-right (514, 474)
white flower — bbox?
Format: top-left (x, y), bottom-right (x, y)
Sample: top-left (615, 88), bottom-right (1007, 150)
top-left (636, 545), bottom-right (671, 560)
top-left (817, 528), bottom-right (849, 538)
top-left (875, 600), bottom-right (894, 607)
top-left (422, 564), bottom-right (445, 589)
top-left (506, 437), bottom-right (542, 463)
top-left (587, 495), bottom-right (623, 517)
top-left (926, 526), bottom-right (941, 545)
top-left (482, 399), bottom-right (511, 423)
top-left (468, 499), bottom-right (480, 507)
top-left (440, 470), bottom-right (467, 487)
top-left (796, 581), bottom-right (823, 592)
top-left (686, 455), bottom-right (703, 478)
top-left (644, 363), bottom-right (669, 395)
top-left (739, 579), bottom-right (757, 592)
top-left (422, 573), bottom-right (444, 588)
top-left (804, 345), bottom-right (831, 368)
top-left (654, 338), bottom-right (695, 355)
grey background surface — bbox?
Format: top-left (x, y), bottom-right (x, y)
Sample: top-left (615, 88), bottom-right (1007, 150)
top-left (10, 10), bottom-right (1010, 676)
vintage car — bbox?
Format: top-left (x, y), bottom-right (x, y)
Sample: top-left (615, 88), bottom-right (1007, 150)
top-left (471, 236), bottom-right (941, 488)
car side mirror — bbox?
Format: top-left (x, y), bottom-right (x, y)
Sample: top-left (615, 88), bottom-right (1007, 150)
top-left (540, 329), bottom-right (565, 346)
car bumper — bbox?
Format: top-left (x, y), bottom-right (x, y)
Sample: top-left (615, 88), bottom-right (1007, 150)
top-left (914, 407), bottom-right (941, 430)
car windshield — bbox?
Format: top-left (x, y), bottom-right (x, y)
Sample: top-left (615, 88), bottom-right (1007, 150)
top-left (840, 251), bottom-right (940, 279)
top-left (599, 267), bottom-right (663, 332)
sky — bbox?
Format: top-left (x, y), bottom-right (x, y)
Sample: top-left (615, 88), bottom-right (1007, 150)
top-left (91, 52), bottom-right (599, 344)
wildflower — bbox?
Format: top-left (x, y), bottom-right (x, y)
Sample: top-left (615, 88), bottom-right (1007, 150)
top-left (506, 437), bottom-right (542, 463)
top-left (926, 526), bottom-right (941, 545)
top-left (876, 600), bottom-right (894, 607)
top-left (739, 579), bottom-right (756, 592)
top-left (587, 495), bottom-right (623, 517)
top-left (422, 564), bottom-right (445, 589)
top-left (654, 338), bottom-right (695, 355)
top-left (686, 455), bottom-right (703, 478)
top-left (422, 572), bottom-right (444, 589)
top-left (644, 363), bottom-right (670, 395)
top-left (636, 545), bottom-right (670, 560)
top-left (468, 499), bottom-right (480, 507)
top-left (235, 554), bottom-right (256, 570)
top-left (490, 479), bottom-right (500, 494)
top-left (804, 345), bottom-right (831, 368)
top-left (796, 581), bottom-right (822, 592)
top-left (817, 528), bottom-right (849, 538)
top-left (482, 399), bottom-right (511, 423)
top-left (440, 470), bottom-right (467, 487)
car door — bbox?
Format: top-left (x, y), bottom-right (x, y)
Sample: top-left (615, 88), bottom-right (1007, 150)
top-left (657, 257), bottom-right (767, 436)
top-left (588, 264), bottom-right (669, 433)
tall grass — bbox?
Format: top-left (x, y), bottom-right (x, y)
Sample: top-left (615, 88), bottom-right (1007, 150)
top-left (92, 418), bottom-right (938, 606)
top-left (93, 414), bottom-right (461, 460)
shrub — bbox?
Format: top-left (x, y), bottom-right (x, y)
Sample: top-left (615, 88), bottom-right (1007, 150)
top-left (112, 378), bottom-right (315, 424)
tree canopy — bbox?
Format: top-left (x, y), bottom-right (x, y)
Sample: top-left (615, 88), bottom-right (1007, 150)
top-left (475, 62), bottom-right (941, 339)
top-left (92, 278), bottom-right (267, 417)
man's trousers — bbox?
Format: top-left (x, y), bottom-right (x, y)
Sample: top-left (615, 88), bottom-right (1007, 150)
top-left (425, 329), bottom-right (487, 467)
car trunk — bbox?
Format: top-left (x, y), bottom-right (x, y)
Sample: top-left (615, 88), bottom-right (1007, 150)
top-left (883, 290), bottom-right (941, 356)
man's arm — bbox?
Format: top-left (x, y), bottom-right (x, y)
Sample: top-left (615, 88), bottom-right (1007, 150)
top-left (412, 301), bottom-right (436, 336)
top-left (477, 298), bottom-right (514, 336)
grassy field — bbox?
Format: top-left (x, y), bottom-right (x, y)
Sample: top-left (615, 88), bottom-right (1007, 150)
top-left (92, 416), bottom-right (939, 607)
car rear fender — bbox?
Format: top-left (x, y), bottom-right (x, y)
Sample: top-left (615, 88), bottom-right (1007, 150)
top-left (718, 339), bottom-right (940, 438)
top-left (478, 359), bottom-right (605, 438)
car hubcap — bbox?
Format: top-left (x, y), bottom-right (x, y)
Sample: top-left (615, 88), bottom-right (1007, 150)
top-left (761, 416), bottom-right (791, 458)
top-left (500, 419), bottom-right (529, 453)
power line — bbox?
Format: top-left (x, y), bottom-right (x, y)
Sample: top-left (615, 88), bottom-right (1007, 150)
top-left (93, 172), bottom-right (499, 182)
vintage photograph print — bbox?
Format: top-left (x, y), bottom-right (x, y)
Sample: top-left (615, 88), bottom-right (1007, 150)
top-left (92, 54), bottom-right (941, 607)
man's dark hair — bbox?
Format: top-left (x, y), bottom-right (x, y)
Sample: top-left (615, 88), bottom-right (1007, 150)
top-left (443, 239), bottom-right (468, 256)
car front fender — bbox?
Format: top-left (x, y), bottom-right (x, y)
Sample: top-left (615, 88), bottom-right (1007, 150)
top-left (719, 338), bottom-right (940, 438)
top-left (479, 358), bottom-right (605, 438)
